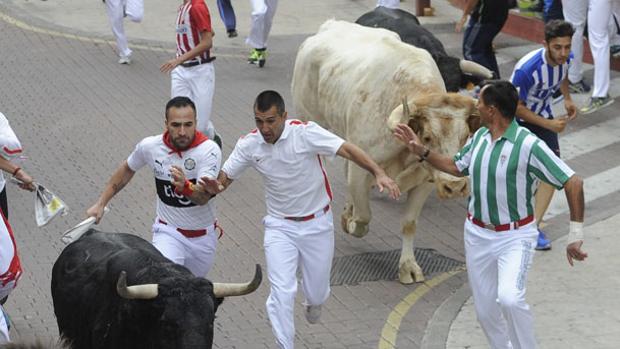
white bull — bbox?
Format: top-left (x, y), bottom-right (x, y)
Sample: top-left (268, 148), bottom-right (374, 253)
top-left (291, 20), bottom-right (485, 284)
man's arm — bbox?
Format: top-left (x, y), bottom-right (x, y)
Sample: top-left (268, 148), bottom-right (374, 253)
top-left (563, 175), bottom-right (588, 266)
top-left (560, 78), bottom-right (578, 121)
top-left (336, 142), bottom-right (400, 199)
top-left (86, 161), bottom-right (135, 223)
top-left (160, 30), bottom-right (213, 74)
top-left (393, 124), bottom-right (464, 177)
top-left (455, 0), bottom-right (479, 32)
top-left (0, 155), bottom-right (35, 191)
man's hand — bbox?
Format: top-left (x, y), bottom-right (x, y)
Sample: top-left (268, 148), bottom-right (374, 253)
top-left (375, 173), bottom-right (400, 200)
top-left (170, 166), bottom-right (186, 191)
top-left (160, 58), bottom-right (181, 74)
top-left (565, 99), bottom-right (578, 121)
top-left (455, 14), bottom-right (468, 33)
top-left (393, 123), bottom-right (423, 154)
top-left (86, 203), bottom-right (106, 224)
top-left (545, 117), bottom-right (568, 133)
top-left (199, 176), bottom-right (225, 195)
top-left (566, 240), bottom-right (588, 266)
top-left (14, 168), bottom-right (35, 191)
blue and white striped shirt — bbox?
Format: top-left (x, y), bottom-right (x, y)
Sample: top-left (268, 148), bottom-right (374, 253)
top-left (510, 48), bottom-right (573, 119)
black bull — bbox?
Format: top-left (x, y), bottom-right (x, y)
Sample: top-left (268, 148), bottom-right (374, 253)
top-left (51, 230), bottom-right (261, 349)
top-left (356, 6), bottom-right (492, 92)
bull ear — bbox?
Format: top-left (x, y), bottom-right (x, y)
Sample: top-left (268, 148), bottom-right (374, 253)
top-left (212, 264), bottom-right (262, 298)
top-left (407, 115), bottom-right (425, 135)
top-left (117, 271), bottom-right (159, 300)
top-left (467, 111), bottom-right (481, 135)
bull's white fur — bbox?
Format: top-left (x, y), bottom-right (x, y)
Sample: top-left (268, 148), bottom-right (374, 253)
top-left (292, 20), bottom-right (475, 284)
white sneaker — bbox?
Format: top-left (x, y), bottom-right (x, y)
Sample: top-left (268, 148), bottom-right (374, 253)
top-left (118, 56), bottom-right (131, 65)
top-left (304, 304), bottom-right (321, 324)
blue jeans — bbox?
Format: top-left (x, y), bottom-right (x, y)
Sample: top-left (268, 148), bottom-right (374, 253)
top-left (217, 0), bottom-right (236, 31)
top-left (462, 19), bottom-right (504, 79)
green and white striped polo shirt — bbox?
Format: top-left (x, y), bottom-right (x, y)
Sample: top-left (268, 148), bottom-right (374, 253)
top-left (454, 119), bottom-right (575, 225)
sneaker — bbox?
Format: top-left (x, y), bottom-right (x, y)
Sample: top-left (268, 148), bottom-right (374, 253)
top-left (248, 48), bottom-right (266, 68)
top-left (611, 44), bottom-right (620, 58)
top-left (568, 80), bottom-right (591, 94)
top-left (118, 55), bottom-right (131, 65)
top-left (227, 29), bottom-right (238, 38)
top-left (580, 95), bottom-right (614, 115)
top-left (536, 229), bottom-right (551, 251)
top-left (304, 304), bottom-right (321, 324)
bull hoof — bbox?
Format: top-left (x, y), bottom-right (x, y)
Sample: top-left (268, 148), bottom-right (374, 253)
top-left (345, 219), bottom-right (369, 238)
top-left (398, 260), bottom-right (425, 284)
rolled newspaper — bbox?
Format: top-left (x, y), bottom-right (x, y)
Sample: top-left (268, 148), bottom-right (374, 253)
top-left (61, 207), bottom-right (109, 244)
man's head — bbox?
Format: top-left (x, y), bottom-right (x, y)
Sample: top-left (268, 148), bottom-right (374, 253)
top-left (543, 20), bottom-right (574, 66)
top-left (253, 90), bottom-right (287, 144)
top-left (165, 96), bottom-right (197, 150)
top-left (477, 80), bottom-right (518, 125)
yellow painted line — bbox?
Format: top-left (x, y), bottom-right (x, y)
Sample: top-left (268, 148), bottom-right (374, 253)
top-left (378, 268), bottom-right (465, 349)
top-left (0, 10), bottom-right (243, 58)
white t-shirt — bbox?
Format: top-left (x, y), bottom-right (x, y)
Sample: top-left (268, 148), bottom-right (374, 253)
top-left (127, 134), bottom-right (221, 230)
top-left (222, 120), bottom-right (345, 218)
top-left (0, 113), bottom-right (23, 192)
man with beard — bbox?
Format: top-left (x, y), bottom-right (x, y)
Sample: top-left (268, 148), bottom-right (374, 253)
top-left (394, 80), bottom-right (587, 349)
top-left (87, 96), bottom-right (222, 277)
top-left (510, 20), bottom-right (578, 251)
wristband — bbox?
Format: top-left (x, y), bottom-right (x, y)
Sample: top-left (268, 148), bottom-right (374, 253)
top-left (418, 148), bottom-right (430, 162)
top-left (567, 221), bottom-right (584, 245)
top-left (174, 179), bottom-right (194, 197)
top-left (11, 167), bottom-right (21, 177)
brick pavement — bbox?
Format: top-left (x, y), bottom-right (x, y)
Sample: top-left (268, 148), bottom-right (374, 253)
top-left (1, 0), bottom-right (618, 348)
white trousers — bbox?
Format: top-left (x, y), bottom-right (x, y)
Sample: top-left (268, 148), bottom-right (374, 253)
top-left (105, 0), bottom-right (144, 58)
top-left (152, 220), bottom-right (218, 277)
top-left (246, 0), bottom-right (278, 49)
top-left (171, 63), bottom-right (216, 138)
top-left (588, 0), bottom-right (613, 97)
top-left (263, 211), bottom-right (334, 349)
top-left (376, 0), bottom-right (400, 9)
top-left (0, 305), bottom-right (8, 344)
top-left (464, 219), bottom-right (538, 349)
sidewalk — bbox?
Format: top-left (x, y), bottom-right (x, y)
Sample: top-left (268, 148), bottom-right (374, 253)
top-left (447, 213), bottom-right (620, 348)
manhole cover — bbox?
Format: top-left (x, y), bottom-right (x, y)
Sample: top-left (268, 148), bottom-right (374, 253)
top-left (330, 248), bottom-right (464, 286)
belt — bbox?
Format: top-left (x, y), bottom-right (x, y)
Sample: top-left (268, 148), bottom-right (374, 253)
top-left (284, 205), bottom-right (330, 222)
top-left (181, 56), bottom-right (216, 68)
top-left (158, 219), bottom-right (213, 238)
top-left (467, 213), bottom-right (534, 232)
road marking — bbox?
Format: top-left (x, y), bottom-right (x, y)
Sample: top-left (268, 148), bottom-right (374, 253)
top-left (378, 269), bottom-right (463, 349)
top-left (560, 116), bottom-right (620, 161)
top-left (0, 10), bottom-right (242, 58)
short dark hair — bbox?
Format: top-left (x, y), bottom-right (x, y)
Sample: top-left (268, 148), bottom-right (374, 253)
top-left (480, 80), bottom-right (519, 119)
top-left (544, 20), bottom-right (574, 42)
top-left (254, 90), bottom-right (285, 115)
top-left (165, 96), bottom-right (196, 120)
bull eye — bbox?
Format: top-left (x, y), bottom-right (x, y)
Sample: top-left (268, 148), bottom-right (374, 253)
top-left (423, 136), bottom-right (432, 144)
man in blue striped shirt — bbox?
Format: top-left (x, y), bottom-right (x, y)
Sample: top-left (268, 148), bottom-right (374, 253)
top-left (394, 80), bottom-right (587, 349)
top-left (510, 20), bottom-right (577, 250)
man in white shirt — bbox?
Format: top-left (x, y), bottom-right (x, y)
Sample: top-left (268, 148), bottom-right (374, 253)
top-left (87, 96), bottom-right (222, 277)
top-left (202, 90), bottom-right (400, 349)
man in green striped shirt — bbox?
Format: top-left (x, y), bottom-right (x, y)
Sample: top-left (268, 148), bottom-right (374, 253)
top-left (394, 80), bottom-right (587, 349)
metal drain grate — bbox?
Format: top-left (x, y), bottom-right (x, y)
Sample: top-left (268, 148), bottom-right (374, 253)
top-left (330, 248), bottom-right (464, 286)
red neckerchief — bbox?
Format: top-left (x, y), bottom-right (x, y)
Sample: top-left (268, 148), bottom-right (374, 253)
top-left (163, 130), bottom-right (209, 157)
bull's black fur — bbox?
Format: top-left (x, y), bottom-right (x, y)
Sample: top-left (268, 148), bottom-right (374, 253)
top-left (51, 230), bottom-right (223, 349)
top-left (356, 6), bottom-right (481, 92)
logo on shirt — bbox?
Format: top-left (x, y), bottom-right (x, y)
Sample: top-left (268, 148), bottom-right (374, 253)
top-left (500, 155), bottom-right (507, 165)
top-left (184, 158), bottom-right (196, 171)
top-left (155, 178), bottom-right (196, 208)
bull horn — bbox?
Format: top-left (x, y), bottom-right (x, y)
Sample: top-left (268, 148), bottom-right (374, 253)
top-left (402, 97), bottom-right (411, 117)
top-left (212, 264), bottom-right (262, 298)
top-left (117, 271), bottom-right (158, 300)
top-left (459, 60), bottom-right (493, 79)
